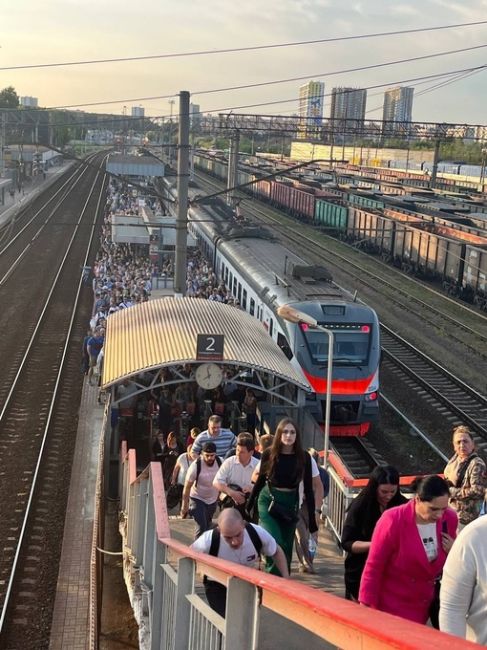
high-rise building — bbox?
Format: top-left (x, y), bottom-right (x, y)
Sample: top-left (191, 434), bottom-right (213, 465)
top-left (190, 103), bottom-right (201, 127)
top-left (131, 106), bottom-right (145, 118)
top-left (20, 96), bottom-right (38, 108)
top-left (330, 87), bottom-right (367, 124)
top-left (382, 87), bottom-right (414, 128)
top-left (298, 81), bottom-right (325, 139)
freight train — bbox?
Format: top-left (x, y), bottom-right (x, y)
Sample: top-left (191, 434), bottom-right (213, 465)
top-left (194, 152), bottom-right (487, 310)
top-left (184, 197), bottom-right (381, 436)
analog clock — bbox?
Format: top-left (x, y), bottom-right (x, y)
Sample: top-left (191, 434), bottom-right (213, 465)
top-left (194, 363), bottom-right (223, 390)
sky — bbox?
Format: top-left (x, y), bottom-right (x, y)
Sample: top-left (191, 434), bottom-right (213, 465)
top-left (1, 0), bottom-right (487, 125)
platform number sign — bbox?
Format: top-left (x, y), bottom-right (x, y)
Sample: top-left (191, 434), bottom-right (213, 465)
top-left (196, 334), bottom-right (224, 361)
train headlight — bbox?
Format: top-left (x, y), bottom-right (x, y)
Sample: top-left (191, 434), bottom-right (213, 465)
top-left (365, 370), bottom-right (379, 395)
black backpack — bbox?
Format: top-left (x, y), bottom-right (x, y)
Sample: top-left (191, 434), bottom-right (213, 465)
top-left (208, 523), bottom-right (263, 557)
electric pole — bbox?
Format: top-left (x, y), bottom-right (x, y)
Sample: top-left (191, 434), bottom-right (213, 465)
top-left (174, 91), bottom-right (190, 296)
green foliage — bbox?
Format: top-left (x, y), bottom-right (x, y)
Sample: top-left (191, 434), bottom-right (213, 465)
top-left (438, 141), bottom-right (483, 164)
top-left (215, 137), bottom-right (230, 150)
top-left (0, 86), bottom-right (19, 108)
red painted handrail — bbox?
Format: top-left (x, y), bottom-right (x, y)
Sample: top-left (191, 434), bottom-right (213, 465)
top-left (123, 456), bottom-right (476, 649)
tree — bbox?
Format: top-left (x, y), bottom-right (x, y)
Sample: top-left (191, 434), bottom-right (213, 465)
top-left (0, 86), bottom-right (19, 109)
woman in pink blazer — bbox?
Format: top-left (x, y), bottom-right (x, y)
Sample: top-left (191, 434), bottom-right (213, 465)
top-left (359, 475), bottom-right (457, 624)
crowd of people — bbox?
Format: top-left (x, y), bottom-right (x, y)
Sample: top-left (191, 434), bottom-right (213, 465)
top-left (82, 179), bottom-right (160, 394)
top-left (83, 182), bottom-right (245, 397)
top-left (168, 415), bottom-right (487, 641)
top-left (176, 415), bottom-right (327, 615)
top-left (339, 424), bottom-right (486, 643)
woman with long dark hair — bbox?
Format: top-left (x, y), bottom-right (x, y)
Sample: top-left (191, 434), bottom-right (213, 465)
top-left (341, 465), bottom-right (407, 601)
top-left (359, 475), bottom-right (457, 624)
top-left (247, 417), bottom-right (317, 575)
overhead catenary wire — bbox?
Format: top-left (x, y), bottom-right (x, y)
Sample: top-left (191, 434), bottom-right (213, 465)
top-left (2, 19), bottom-right (487, 72)
top-left (200, 65), bottom-right (487, 119)
top-left (13, 63), bottom-right (486, 133)
top-left (363, 67), bottom-right (487, 116)
top-left (49, 42), bottom-right (487, 110)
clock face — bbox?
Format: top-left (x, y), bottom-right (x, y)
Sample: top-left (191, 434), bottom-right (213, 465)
top-left (194, 363), bottom-right (223, 390)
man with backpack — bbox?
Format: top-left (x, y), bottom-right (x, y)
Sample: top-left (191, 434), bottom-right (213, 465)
top-left (191, 508), bottom-right (289, 616)
top-left (181, 442), bottom-right (222, 539)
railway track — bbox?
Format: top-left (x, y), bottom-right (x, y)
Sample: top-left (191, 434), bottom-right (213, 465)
top-left (329, 436), bottom-right (384, 478)
top-left (0, 153), bottom-right (107, 648)
top-left (380, 326), bottom-right (487, 452)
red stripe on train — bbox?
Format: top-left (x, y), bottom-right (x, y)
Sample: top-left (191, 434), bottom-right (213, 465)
top-left (303, 370), bottom-right (374, 395)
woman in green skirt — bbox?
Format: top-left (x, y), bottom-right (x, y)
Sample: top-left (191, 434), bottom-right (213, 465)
top-left (247, 418), bottom-right (317, 575)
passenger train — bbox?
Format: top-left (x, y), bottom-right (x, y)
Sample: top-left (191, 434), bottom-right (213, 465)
top-left (187, 201), bottom-right (381, 436)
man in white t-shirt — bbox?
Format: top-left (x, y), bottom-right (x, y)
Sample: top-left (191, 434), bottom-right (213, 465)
top-left (181, 441), bottom-right (221, 539)
top-left (191, 508), bottom-right (288, 616)
top-left (213, 433), bottom-right (258, 515)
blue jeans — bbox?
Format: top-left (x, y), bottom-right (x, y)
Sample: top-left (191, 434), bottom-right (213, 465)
top-left (189, 497), bottom-right (217, 539)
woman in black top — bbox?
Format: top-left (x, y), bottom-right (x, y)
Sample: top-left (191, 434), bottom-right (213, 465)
top-left (161, 431), bottom-right (185, 489)
top-left (248, 417), bottom-right (317, 575)
top-left (341, 465), bottom-right (406, 600)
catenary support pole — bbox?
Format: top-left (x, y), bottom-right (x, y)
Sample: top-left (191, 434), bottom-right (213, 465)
top-left (174, 91), bottom-right (190, 296)
top-left (430, 138), bottom-right (441, 189)
top-left (229, 130), bottom-right (240, 209)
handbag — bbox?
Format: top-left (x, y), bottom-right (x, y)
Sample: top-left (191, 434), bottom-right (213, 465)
top-left (219, 484), bottom-right (246, 509)
top-left (267, 486), bottom-right (298, 524)
top-left (220, 484), bottom-right (252, 521)
top-left (166, 483), bottom-right (183, 509)
top-left (428, 577), bottom-right (441, 629)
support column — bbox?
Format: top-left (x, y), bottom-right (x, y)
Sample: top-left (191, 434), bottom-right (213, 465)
top-left (174, 557), bottom-right (195, 650)
top-left (0, 112), bottom-right (5, 177)
top-left (226, 131), bottom-right (240, 209)
top-left (174, 91), bottom-right (190, 296)
top-left (430, 139), bottom-right (441, 189)
top-left (225, 577), bottom-right (259, 649)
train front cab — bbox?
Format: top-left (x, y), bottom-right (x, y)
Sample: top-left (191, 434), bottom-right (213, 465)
top-left (288, 301), bottom-right (380, 436)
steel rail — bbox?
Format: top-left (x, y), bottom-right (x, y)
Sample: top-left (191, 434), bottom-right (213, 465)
top-left (0, 154), bottom-right (96, 259)
top-left (0, 163), bottom-right (107, 634)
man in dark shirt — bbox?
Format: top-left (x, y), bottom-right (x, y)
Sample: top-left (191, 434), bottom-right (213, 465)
top-left (87, 327), bottom-right (104, 386)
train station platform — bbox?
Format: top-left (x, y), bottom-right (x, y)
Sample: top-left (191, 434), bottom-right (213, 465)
top-left (49, 380), bottom-right (105, 650)
top-left (0, 161), bottom-right (72, 228)
top-left (47, 295), bottom-right (478, 650)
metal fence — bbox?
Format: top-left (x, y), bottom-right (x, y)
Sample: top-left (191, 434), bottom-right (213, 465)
top-left (108, 449), bottom-right (477, 650)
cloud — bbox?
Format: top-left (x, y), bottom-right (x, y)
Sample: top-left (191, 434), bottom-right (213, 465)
top-left (391, 4), bottom-right (421, 16)
top-left (430, 0), bottom-right (487, 20)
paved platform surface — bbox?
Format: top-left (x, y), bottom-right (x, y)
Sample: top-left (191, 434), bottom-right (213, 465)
top-left (0, 162), bottom-right (72, 228)
top-left (169, 515), bottom-right (345, 596)
top-left (49, 379), bottom-right (104, 650)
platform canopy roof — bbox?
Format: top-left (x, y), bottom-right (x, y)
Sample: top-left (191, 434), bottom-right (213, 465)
top-left (102, 297), bottom-right (311, 393)
top-left (111, 213), bottom-right (150, 245)
top-left (106, 154), bottom-right (164, 178)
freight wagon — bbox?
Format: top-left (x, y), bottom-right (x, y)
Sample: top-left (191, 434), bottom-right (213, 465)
top-left (193, 152), bottom-right (487, 306)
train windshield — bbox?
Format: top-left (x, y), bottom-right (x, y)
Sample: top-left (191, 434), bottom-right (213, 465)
top-left (302, 324), bottom-right (371, 366)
